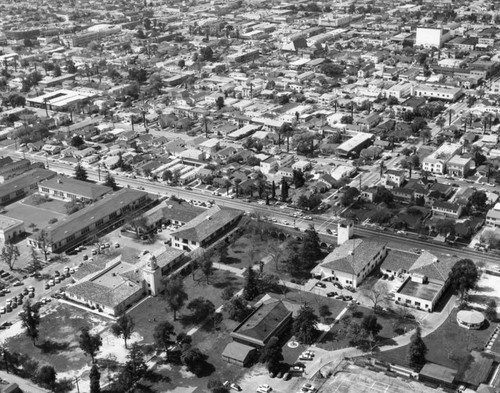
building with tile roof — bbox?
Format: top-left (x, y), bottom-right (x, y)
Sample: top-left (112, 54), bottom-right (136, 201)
top-left (222, 298), bottom-right (292, 367)
top-left (65, 247), bottom-right (186, 316)
top-left (312, 238), bottom-right (388, 288)
top-left (170, 205), bottom-right (242, 251)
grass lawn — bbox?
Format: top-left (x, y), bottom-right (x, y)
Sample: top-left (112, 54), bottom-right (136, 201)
top-left (318, 306), bottom-right (418, 351)
top-left (22, 195), bottom-right (69, 215)
top-left (128, 269), bottom-right (245, 343)
top-left (142, 319), bottom-right (248, 393)
top-left (4, 200), bottom-right (66, 230)
top-left (5, 303), bottom-right (109, 373)
top-left (219, 230), bottom-right (270, 269)
top-left (376, 309), bottom-right (495, 378)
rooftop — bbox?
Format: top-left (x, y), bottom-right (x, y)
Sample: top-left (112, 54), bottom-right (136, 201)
top-left (0, 215), bottom-right (24, 230)
top-left (40, 176), bottom-right (112, 200)
top-left (397, 277), bottom-right (442, 301)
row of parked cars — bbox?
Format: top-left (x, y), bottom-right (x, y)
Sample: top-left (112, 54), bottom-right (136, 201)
top-left (0, 286), bottom-right (35, 314)
top-left (44, 267), bottom-right (74, 290)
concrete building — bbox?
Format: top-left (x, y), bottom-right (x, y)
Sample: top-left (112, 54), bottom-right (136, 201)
top-left (336, 132), bottom-right (374, 158)
top-left (170, 206), bottom-right (242, 252)
top-left (485, 203), bottom-right (500, 228)
top-left (422, 143), bottom-right (462, 174)
top-left (415, 27), bottom-right (450, 49)
top-left (0, 168), bottom-right (56, 206)
top-left (413, 84), bottom-right (463, 102)
top-left (39, 176), bottom-right (112, 202)
top-left (27, 189), bottom-right (149, 253)
top-left (0, 215), bottom-right (24, 243)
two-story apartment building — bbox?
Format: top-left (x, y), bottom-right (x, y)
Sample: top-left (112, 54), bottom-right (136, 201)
top-left (382, 169), bottom-right (406, 189)
top-left (432, 200), bottom-right (463, 219)
top-left (27, 189), bottom-right (149, 253)
top-left (39, 176), bottom-right (112, 202)
top-left (446, 155), bottom-right (471, 177)
top-left (486, 203), bottom-right (500, 228)
top-left (170, 206), bottom-right (242, 252)
top-left (422, 143), bottom-right (462, 174)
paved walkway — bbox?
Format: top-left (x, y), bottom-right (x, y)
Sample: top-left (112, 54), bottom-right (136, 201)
top-left (0, 370), bottom-right (49, 392)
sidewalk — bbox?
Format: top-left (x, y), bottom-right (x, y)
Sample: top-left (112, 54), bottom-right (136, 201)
top-left (0, 370), bottom-right (49, 393)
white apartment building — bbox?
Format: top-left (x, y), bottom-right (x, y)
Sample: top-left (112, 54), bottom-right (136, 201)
top-left (422, 143), bottom-right (462, 174)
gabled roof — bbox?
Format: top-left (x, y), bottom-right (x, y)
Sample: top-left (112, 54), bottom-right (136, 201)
top-left (170, 206), bottom-right (242, 243)
top-left (231, 299), bottom-right (292, 346)
top-left (320, 239), bottom-right (387, 275)
top-left (409, 251), bottom-right (456, 282)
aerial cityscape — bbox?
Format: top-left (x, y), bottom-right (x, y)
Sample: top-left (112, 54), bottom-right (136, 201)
top-left (0, 0), bottom-right (499, 392)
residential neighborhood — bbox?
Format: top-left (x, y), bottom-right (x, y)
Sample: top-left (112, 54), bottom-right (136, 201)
top-left (1, 0), bottom-right (500, 392)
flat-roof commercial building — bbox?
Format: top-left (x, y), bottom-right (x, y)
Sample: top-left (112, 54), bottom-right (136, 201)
top-left (0, 215), bottom-right (24, 243)
top-left (27, 189), bottom-right (149, 253)
top-left (39, 176), bottom-right (112, 202)
top-left (26, 89), bottom-right (96, 112)
top-left (0, 168), bottom-right (56, 206)
top-left (336, 132), bottom-right (375, 158)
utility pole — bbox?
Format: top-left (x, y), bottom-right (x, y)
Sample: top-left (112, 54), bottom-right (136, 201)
top-left (97, 163), bottom-right (101, 182)
top-left (45, 153), bottom-right (49, 169)
top-left (73, 376), bottom-right (80, 393)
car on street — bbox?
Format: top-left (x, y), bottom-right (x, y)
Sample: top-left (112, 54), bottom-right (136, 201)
top-left (230, 383), bottom-right (242, 391)
top-left (315, 282), bottom-right (326, 288)
top-left (333, 282), bottom-right (343, 289)
top-left (326, 291), bottom-right (337, 297)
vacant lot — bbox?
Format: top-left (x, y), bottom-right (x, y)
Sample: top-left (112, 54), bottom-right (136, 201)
top-left (377, 309), bottom-right (494, 378)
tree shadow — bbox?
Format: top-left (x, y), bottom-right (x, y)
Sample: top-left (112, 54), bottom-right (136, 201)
top-left (143, 369), bottom-right (171, 383)
top-left (38, 339), bottom-right (70, 354)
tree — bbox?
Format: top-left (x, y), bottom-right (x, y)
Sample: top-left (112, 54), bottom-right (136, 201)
top-left (364, 282), bottom-right (388, 311)
top-left (436, 219), bottom-right (455, 236)
top-left (178, 59), bottom-right (185, 69)
top-left (111, 314), bottom-right (135, 348)
top-left (436, 116), bottom-right (446, 130)
top-left (293, 305), bottom-right (319, 345)
top-left (162, 275), bottom-right (188, 320)
top-left (176, 332), bottom-right (192, 348)
top-left (187, 298), bottom-right (215, 324)
top-left (340, 115), bottom-right (353, 124)
top-left (29, 246), bottom-right (42, 272)
top-left (35, 230), bottom-right (51, 262)
top-left (407, 326), bottom-right (427, 371)
top-left (153, 321), bottom-right (175, 351)
top-left (243, 266), bottom-right (260, 300)
top-left (103, 172), bottom-right (118, 190)
top-left (216, 96), bottom-right (224, 110)
top-left (469, 190), bottom-right (488, 211)
top-left (319, 305), bottom-right (331, 322)
top-left (89, 364), bottom-right (101, 393)
top-left (361, 315), bottom-right (382, 338)
top-left (266, 241), bottom-right (283, 271)
top-left (486, 299), bottom-right (497, 322)
top-left (118, 343), bottom-right (147, 389)
top-left (292, 170), bottom-right (305, 188)
top-left (37, 365), bottom-right (57, 391)
top-left (127, 215), bottom-right (148, 239)
top-left (221, 287), bottom-right (234, 301)
top-left (70, 135), bottom-right (85, 148)
top-left (199, 250), bottom-right (214, 284)
top-left (199, 46), bottom-right (214, 61)
top-left (19, 300), bottom-right (40, 346)
top-left (181, 347), bottom-right (206, 375)
top-left (300, 225), bottom-right (322, 269)
top-left (207, 378), bottom-right (230, 393)
top-left (78, 327), bottom-right (102, 364)
top-left (224, 296), bottom-right (251, 321)
top-left (0, 243), bottom-right (20, 271)
top-left (74, 164), bottom-right (88, 181)
top-left (259, 336), bottom-right (283, 372)
top-left (448, 259), bottom-right (479, 303)
top-left (374, 186), bottom-right (394, 205)
top-left (341, 187), bottom-right (360, 206)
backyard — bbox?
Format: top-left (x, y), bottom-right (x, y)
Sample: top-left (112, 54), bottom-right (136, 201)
top-left (376, 308), bottom-right (495, 378)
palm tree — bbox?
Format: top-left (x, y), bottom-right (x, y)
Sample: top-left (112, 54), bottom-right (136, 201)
top-left (446, 108), bottom-right (455, 126)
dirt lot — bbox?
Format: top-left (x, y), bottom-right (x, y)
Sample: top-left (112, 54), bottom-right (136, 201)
top-left (468, 270), bottom-right (500, 312)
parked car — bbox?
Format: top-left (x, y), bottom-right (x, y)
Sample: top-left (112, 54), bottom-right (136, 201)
top-left (326, 292), bottom-right (337, 297)
top-left (230, 383), bottom-right (242, 391)
top-left (333, 282), bottom-right (343, 289)
top-left (315, 282), bottom-right (326, 288)
top-left (326, 228), bottom-right (332, 234)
